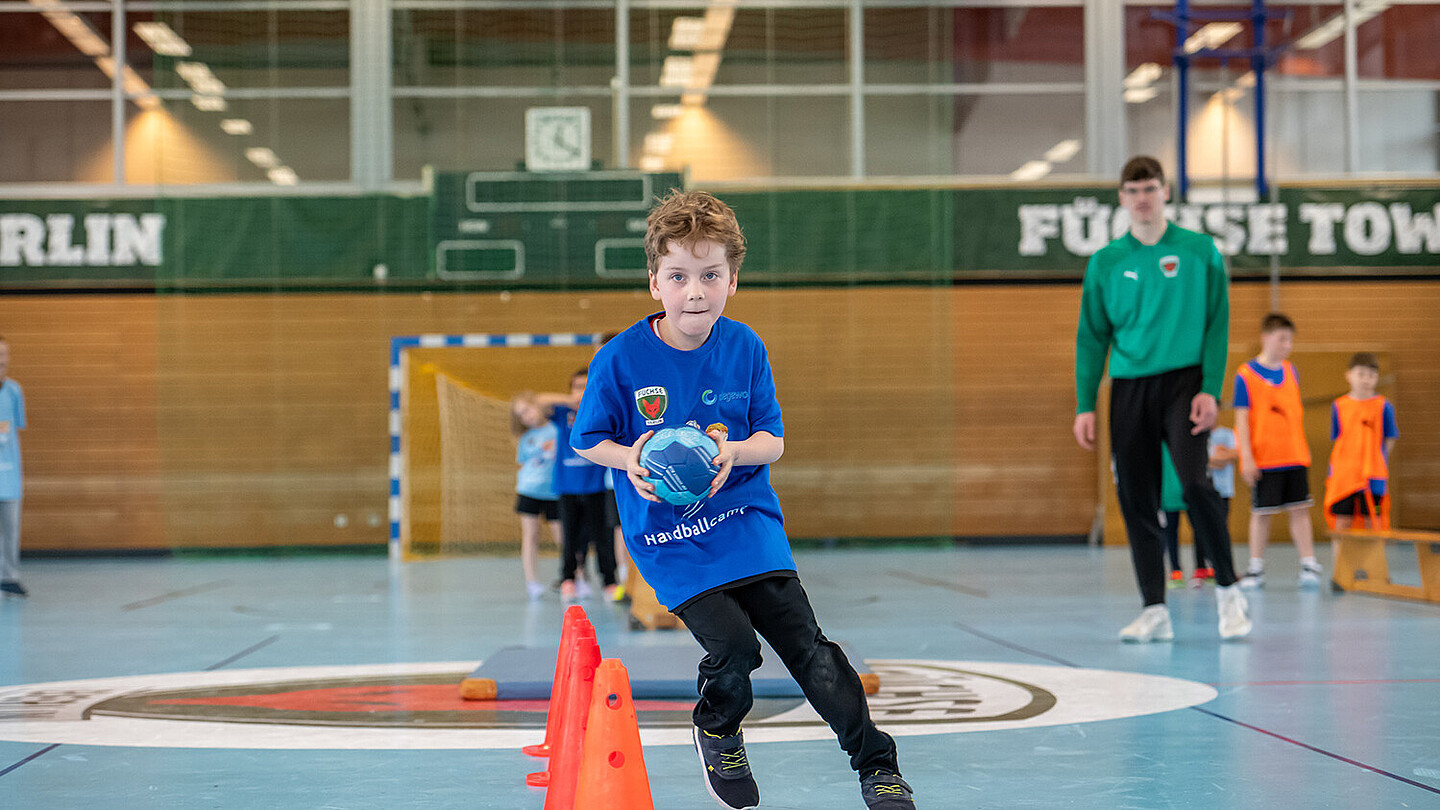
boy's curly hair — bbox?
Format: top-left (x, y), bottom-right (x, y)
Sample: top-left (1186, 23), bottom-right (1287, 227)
top-left (644, 190), bottom-right (746, 276)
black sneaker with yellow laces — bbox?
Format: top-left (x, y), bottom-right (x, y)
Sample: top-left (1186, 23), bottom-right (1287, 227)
top-left (860, 769), bottom-right (915, 809)
top-left (693, 726), bottom-right (759, 809)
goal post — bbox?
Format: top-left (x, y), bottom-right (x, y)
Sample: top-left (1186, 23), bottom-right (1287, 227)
top-left (389, 333), bottom-right (603, 561)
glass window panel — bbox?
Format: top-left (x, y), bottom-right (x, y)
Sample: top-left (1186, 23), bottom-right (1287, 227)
top-left (1356, 91), bottom-right (1438, 173)
top-left (868, 6), bottom-right (1085, 87)
top-left (139, 11), bottom-right (350, 91)
top-left (866, 95), bottom-right (957, 176)
top-left (630, 7), bottom-right (849, 89)
top-left (1126, 82), bottom-right (1176, 169)
top-left (954, 93), bottom-right (1085, 176)
top-left (951, 7), bottom-right (1085, 85)
top-left (392, 9), bottom-right (615, 89)
top-left (865, 7), bottom-right (954, 85)
top-left (714, 7), bottom-right (849, 86)
top-left (1356, 5), bottom-right (1440, 79)
top-left (1126, 5), bottom-right (1440, 178)
top-left (628, 5), bottom-right (703, 88)
top-left (130, 96), bottom-right (351, 184)
top-left (1130, 84), bottom-right (1380, 180)
top-left (394, 97), bottom-right (612, 180)
top-left (637, 96), bottom-right (850, 181)
top-left (1, 11), bottom-right (124, 91)
top-left (0, 101), bottom-right (114, 183)
top-left (1126, 6), bottom-right (1344, 78)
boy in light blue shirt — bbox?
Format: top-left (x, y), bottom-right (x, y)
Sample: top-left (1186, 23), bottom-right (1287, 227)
top-left (0, 338), bottom-right (26, 597)
top-left (572, 191), bottom-right (912, 810)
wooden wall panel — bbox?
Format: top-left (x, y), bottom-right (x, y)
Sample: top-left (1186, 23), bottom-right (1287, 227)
top-left (0, 296), bottom-right (164, 550)
top-left (953, 287), bottom-right (1096, 536)
top-left (1, 280), bottom-right (1436, 552)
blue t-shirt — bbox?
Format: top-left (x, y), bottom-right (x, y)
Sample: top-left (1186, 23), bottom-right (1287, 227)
top-left (551, 405), bottom-right (605, 495)
top-left (515, 422), bottom-right (559, 501)
top-left (0, 379), bottom-right (25, 501)
top-left (572, 315), bottom-right (794, 609)
top-left (1331, 398), bottom-right (1399, 496)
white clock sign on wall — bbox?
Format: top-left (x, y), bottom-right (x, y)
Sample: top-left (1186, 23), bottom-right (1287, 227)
top-left (525, 107), bottom-right (591, 172)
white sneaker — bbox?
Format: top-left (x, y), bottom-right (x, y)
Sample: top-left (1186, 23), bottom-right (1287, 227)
top-left (526, 581), bottom-right (545, 601)
top-left (1120, 605), bottom-right (1173, 643)
top-left (575, 575), bottom-right (594, 600)
top-left (1217, 586), bottom-right (1253, 640)
top-left (1298, 561), bottom-right (1323, 589)
top-left (1239, 570), bottom-right (1266, 589)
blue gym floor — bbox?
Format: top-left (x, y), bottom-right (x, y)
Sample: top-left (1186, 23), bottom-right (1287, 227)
top-left (3, 544), bottom-right (1438, 809)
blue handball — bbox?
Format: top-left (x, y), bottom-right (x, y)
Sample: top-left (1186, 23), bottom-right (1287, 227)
top-left (640, 426), bottom-right (721, 505)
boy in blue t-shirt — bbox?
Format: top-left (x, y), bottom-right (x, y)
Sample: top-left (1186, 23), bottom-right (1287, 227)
top-left (538, 370), bottom-right (617, 602)
top-left (572, 191), bottom-right (912, 810)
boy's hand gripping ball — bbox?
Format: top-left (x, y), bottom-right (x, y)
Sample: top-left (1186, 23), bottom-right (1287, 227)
top-left (640, 426), bottom-right (721, 505)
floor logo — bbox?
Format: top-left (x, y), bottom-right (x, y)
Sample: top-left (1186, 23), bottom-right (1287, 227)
top-left (0, 660), bottom-right (1215, 750)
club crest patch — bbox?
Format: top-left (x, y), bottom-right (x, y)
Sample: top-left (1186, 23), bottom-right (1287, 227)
top-left (1160, 255), bottom-right (1180, 277)
top-left (635, 386), bottom-right (668, 425)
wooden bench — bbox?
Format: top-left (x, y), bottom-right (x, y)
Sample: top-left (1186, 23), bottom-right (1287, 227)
top-left (625, 566), bottom-right (686, 631)
top-left (1332, 528), bottom-right (1440, 604)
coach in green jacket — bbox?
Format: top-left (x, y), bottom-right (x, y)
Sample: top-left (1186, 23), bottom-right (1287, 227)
top-left (1072, 156), bottom-right (1251, 643)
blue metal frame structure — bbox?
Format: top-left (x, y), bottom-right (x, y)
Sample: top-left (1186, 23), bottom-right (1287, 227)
top-left (1153, 0), bottom-right (1291, 199)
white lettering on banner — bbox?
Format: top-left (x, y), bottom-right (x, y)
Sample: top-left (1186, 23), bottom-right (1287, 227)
top-left (46, 215), bottom-right (84, 266)
top-left (1387, 203), bottom-right (1440, 254)
top-left (1345, 202), bottom-right (1392, 256)
top-left (1016, 205), bottom-right (1059, 257)
top-left (1246, 204), bottom-right (1288, 255)
top-left (1060, 198), bottom-right (1113, 256)
top-left (112, 213), bottom-right (165, 265)
top-left (1298, 203), bottom-right (1345, 255)
top-left (642, 506), bottom-right (747, 546)
top-left (0, 214), bottom-right (45, 265)
top-left (1203, 205), bottom-right (1247, 256)
top-left (0, 212), bottom-right (165, 267)
top-left (1172, 204), bottom-right (1204, 233)
top-left (85, 214), bottom-right (112, 265)
top-left (1016, 198), bottom-right (1440, 260)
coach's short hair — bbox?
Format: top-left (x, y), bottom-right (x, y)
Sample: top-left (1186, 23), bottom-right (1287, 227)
top-left (1120, 156), bottom-right (1166, 187)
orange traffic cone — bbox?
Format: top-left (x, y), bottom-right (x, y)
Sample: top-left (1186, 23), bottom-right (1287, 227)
top-left (524, 605), bottom-right (591, 759)
top-left (527, 627), bottom-right (601, 798)
top-left (574, 660), bottom-right (654, 810)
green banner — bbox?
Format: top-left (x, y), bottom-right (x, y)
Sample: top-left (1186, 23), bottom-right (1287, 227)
top-left (0, 195), bottom-right (429, 290)
top-left (1, 183), bottom-right (1434, 290)
top-left (986, 185), bottom-right (1440, 275)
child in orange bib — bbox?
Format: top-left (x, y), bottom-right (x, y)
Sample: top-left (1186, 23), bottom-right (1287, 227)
top-left (1323, 353), bottom-right (1398, 530)
top-left (1234, 313), bottom-right (1322, 589)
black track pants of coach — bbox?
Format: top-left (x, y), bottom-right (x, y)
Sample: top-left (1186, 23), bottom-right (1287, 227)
top-left (1110, 366), bottom-right (1239, 606)
top-left (675, 575), bottom-right (899, 776)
